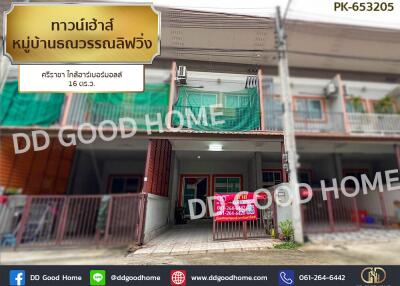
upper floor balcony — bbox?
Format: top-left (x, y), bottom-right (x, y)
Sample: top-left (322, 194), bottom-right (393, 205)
top-left (171, 84), bottom-right (261, 132)
top-left (1, 67), bottom-right (399, 138)
top-left (65, 83), bottom-right (170, 130)
top-left (0, 81), bottom-right (64, 127)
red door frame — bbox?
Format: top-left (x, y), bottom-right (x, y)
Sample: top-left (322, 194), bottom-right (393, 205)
top-left (178, 174), bottom-right (211, 207)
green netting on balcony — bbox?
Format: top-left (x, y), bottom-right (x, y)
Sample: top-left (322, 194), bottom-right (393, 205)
top-left (0, 81), bottom-right (64, 126)
top-left (172, 87), bottom-right (260, 131)
top-left (86, 83), bottom-right (170, 129)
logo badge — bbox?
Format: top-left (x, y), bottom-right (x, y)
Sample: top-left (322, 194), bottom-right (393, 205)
top-left (361, 267), bottom-right (386, 284)
top-left (170, 270), bottom-right (186, 286)
top-left (9, 270), bottom-right (25, 286)
top-left (279, 270), bottom-right (294, 286)
top-left (90, 270), bottom-right (106, 286)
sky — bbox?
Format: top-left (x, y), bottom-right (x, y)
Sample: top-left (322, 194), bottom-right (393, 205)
top-left (148, 0), bottom-right (400, 29)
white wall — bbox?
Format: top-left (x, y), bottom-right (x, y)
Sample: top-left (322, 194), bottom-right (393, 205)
top-left (186, 71), bottom-right (248, 92)
top-left (143, 194), bottom-right (171, 243)
top-left (344, 80), bottom-right (397, 100)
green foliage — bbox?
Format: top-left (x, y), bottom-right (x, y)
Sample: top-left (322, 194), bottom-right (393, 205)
top-left (274, 241), bottom-right (302, 249)
top-left (374, 96), bottom-right (394, 114)
top-left (279, 219), bottom-right (294, 241)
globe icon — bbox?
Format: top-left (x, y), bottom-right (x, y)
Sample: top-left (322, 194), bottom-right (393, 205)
top-left (171, 270), bottom-right (186, 285)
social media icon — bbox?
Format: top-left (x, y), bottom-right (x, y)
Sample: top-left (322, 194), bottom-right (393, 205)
top-left (279, 270), bottom-right (294, 286)
top-left (9, 270), bottom-right (25, 286)
top-left (90, 270), bottom-right (106, 286)
top-left (170, 270), bottom-right (186, 286)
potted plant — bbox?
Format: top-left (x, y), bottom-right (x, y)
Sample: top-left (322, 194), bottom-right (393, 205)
top-left (278, 219), bottom-right (294, 241)
top-left (374, 96), bottom-right (394, 114)
top-left (349, 96), bottom-right (364, 113)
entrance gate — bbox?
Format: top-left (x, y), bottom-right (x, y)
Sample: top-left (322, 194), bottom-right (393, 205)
top-left (212, 199), bottom-right (275, 240)
top-left (302, 189), bottom-right (360, 233)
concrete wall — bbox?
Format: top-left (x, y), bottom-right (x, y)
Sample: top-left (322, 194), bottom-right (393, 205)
top-left (69, 150), bottom-right (145, 194)
top-left (101, 160), bottom-right (145, 188)
top-left (69, 151), bottom-right (102, 194)
top-left (186, 71), bottom-right (248, 92)
top-left (383, 186), bottom-right (400, 221)
top-left (356, 190), bottom-right (382, 216)
top-left (261, 161), bottom-right (282, 171)
top-left (143, 194), bottom-right (171, 243)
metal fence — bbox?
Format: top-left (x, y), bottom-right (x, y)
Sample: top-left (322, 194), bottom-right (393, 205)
top-left (212, 200), bottom-right (275, 240)
top-left (348, 112), bottom-right (400, 135)
top-left (0, 193), bottom-right (146, 249)
top-left (302, 189), bottom-right (359, 233)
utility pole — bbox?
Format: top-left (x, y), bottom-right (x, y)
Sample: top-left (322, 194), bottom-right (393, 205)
top-left (275, 6), bottom-right (304, 243)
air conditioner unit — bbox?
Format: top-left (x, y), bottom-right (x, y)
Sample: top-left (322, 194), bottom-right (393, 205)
top-left (176, 65), bottom-right (187, 85)
top-left (324, 82), bottom-right (337, 98)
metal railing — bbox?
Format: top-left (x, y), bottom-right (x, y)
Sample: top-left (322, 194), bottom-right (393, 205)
top-left (302, 189), bottom-right (359, 234)
top-left (212, 199), bottom-right (274, 240)
top-left (66, 94), bottom-right (168, 128)
top-left (0, 193), bottom-right (146, 249)
top-left (173, 105), bottom-right (262, 131)
top-left (265, 110), bottom-right (346, 133)
top-left (347, 112), bottom-right (400, 135)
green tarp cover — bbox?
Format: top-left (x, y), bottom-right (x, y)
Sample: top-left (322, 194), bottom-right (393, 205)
top-left (0, 81), bottom-right (64, 126)
top-left (87, 83), bottom-right (170, 129)
top-left (172, 87), bottom-right (260, 131)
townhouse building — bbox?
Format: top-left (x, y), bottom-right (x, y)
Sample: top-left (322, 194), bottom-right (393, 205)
top-left (0, 7), bottom-right (399, 248)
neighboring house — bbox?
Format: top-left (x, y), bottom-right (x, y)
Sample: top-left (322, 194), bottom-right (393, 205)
top-left (0, 7), bottom-right (399, 248)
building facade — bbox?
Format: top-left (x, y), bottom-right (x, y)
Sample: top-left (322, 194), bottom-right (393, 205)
top-left (0, 7), bottom-right (399, 248)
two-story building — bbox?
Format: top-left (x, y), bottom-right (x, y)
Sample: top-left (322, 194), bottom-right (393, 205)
top-left (0, 7), bottom-right (399, 248)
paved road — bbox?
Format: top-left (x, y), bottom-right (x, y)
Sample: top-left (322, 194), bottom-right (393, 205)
top-left (2, 239), bottom-right (400, 265)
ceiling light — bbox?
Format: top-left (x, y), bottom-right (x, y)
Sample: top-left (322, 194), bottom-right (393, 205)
top-left (209, 143), bottom-right (223, 151)
top-left (197, 155), bottom-right (201, 159)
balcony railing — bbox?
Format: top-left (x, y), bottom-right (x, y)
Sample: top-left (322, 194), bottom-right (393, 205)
top-left (265, 110), bottom-right (345, 133)
top-left (347, 112), bottom-right (400, 135)
top-left (172, 105), bottom-right (261, 132)
top-left (66, 94), bottom-right (168, 129)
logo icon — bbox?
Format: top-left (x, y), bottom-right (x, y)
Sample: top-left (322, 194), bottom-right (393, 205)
top-left (90, 270), bottom-right (106, 286)
top-left (361, 267), bottom-right (386, 284)
top-left (170, 270), bottom-right (186, 286)
top-left (279, 270), bottom-right (294, 286)
top-left (9, 270), bottom-right (25, 286)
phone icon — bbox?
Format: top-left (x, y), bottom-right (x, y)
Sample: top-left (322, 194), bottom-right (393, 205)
top-left (279, 270), bottom-right (294, 285)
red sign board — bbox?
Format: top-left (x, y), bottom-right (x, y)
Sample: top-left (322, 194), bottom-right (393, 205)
top-left (214, 192), bottom-right (262, 222)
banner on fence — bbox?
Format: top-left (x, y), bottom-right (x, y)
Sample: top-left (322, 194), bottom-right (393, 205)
top-left (214, 192), bottom-right (262, 222)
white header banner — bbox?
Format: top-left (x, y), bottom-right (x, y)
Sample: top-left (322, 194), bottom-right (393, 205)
top-left (19, 65), bottom-right (144, 93)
